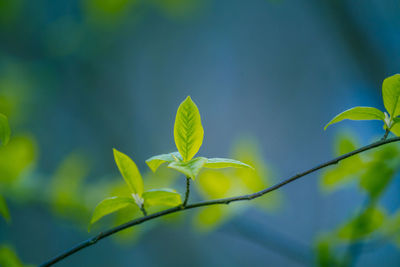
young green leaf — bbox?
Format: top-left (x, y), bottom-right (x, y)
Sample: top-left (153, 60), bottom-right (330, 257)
top-left (90, 197), bottom-right (135, 229)
top-left (0, 195), bottom-right (10, 223)
top-left (168, 157), bottom-right (208, 179)
top-left (113, 149), bottom-right (144, 196)
top-left (174, 96), bottom-right (204, 162)
top-left (204, 158), bottom-right (254, 170)
top-left (143, 189), bottom-right (182, 208)
top-left (0, 113), bottom-right (10, 146)
top-left (145, 152), bottom-right (182, 172)
top-left (382, 74), bottom-right (400, 117)
top-left (324, 107), bottom-right (385, 130)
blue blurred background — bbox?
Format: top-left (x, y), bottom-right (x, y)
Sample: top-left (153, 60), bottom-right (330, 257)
top-left (1, 0), bottom-right (400, 266)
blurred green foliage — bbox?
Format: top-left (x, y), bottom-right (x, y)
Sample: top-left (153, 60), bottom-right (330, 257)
top-left (317, 132), bottom-right (400, 266)
top-left (194, 138), bottom-right (283, 231)
top-left (0, 245), bottom-right (32, 267)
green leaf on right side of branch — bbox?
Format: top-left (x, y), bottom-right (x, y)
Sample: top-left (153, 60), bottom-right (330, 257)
top-left (324, 107), bottom-right (385, 130)
top-left (168, 157), bottom-right (208, 179)
top-left (382, 74), bottom-right (400, 118)
top-left (0, 195), bottom-right (10, 223)
top-left (0, 113), bottom-right (10, 146)
top-left (145, 152), bottom-right (182, 172)
top-left (89, 197), bottom-right (135, 230)
top-left (204, 158), bottom-right (254, 170)
top-left (174, 96), bottom-right (204, 162)
top-left (113, 148), bottom-right (144, 196)
top-left (143, 189), bottom-right (182, 208)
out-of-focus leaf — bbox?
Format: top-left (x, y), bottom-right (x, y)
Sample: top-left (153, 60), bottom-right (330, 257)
top-left (0, 113), bottom-right (10, 146)
top-left (50, 152), bottom-right (91, 221)
top-left (142, 167), bottom-right (180, 190)
top-left (320, 134), bottom-right (364, 191)
top-left (324, 107), bottom-right (385, 130)
top-left (0, 135), bottom-right (36, 184)
top-left (360, 161), bottom-right (395, 199)
top-left (83, 0), bottom-right (138, 26)
top-left (337, 206), bottom-right (386, 241)
top-left (90, 196), bottom-right (135, 229)
top-left (231, 138), bottom-right (283, 211)
top-left (379, 210), bottom-right (400, 248)
top-left (145, 151), bottom-right (182, 172)
top-left (174, 96), bottom-right (203, 162)
top-left (382, 74), bottom-right (400, 117)
top-left (315, 236), bottom-right (340, 267)
top-left (193, 205), bottom-right (230, 232)
top-left (0, 245), bottom-right (25, 267)
top-left (0, 195), bottom-right (10, 222)
top-left (113, 149), bottom-right (143, 196)
top-left (143, 189), bottom-right (181, 208)
top-left (151, 0), bottom-right (202, 19)
top-left (168, 157), bottom-right (207, 179)
top-left (335, 133), bottom-right (358, 156)
top-left (204, 158), bottom-right (254, 170)
top-left (197, 170), bottom-right (232, 198)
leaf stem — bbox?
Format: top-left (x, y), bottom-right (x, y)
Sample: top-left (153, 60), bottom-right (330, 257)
top-left (382, 128), bottom-right (390, 141)
top-left (140, 206), bottom-right (147, 216)
top-left (183, 176), bottom-right (190, 207)
top-left (38, 136), bottom-right (400, 267)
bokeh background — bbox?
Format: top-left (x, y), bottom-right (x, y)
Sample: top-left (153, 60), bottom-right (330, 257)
top-left (1, 0), bottom-right (400, 266)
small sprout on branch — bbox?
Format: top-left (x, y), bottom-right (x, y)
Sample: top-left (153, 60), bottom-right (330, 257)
top-left (146, 96), bottom-right (254, 181)
top-left (89, 149), bottom-right (182, 230)
top-left (325, 74), bottom-right (400, 136)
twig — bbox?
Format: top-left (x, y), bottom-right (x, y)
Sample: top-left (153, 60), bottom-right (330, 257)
top-left (38, 136), bottom-right (400, 267)
top-left (182, 176), bottom-right (190, 207)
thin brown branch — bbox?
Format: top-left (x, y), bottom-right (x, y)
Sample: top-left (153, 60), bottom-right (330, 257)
top-left (38, 136), bottom-right (400, 267)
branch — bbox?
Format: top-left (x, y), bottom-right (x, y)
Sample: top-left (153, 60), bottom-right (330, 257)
top-left (38, 136), bottom-right (400, 267)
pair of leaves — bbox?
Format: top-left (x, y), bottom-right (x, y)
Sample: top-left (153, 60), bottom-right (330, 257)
top-left (146, 96), bottom-right (253, 179)
top-left (0, 113), bottom-right (10, 146)
top-left (325, 74), bottom-right (400, 133)
top-left (90, 149), bottom-right (181, 228)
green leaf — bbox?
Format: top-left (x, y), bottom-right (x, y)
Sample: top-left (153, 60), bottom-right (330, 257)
top-left (168, 157), bottom-right (207, 179)
top-left (204, 158), bottom-right (254, 169)
top-left (0, 113), bottom-right (10, 146)
top-left (324, 107), bottom-right (385, 130)
top-left (113, 148), bottom-right (143, 196)
top-left (337, 206), bottom-right (386, 241)
top-left (145, 152), bottom-right (182, 172)
top-left (90, 197), bottom-right (135, 229)
top-left (174, 96), bottom-right (204, 162)
top-left (143, 189), bottom-right (182, 208)
top-left (382, 74), bottom-right (400, 117)
top-left (0, 195), bottom-right (10, 223)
